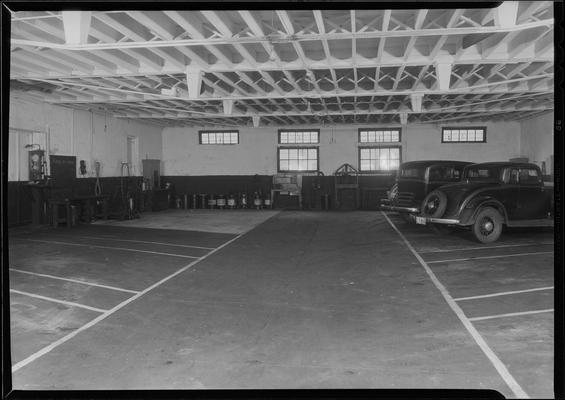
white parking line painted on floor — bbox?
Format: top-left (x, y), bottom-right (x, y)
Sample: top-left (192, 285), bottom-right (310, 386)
top-left (10, 289), bottom-right (107, 313)
top-left (78, 236), bottom-right (215, 250)
top-left (426, 251), bottom-right (554, 264)
top-left (23, 239), bottom-right (201, 259)
top-left (11, 233), bottom-right (244, 373)
top-left (454, 286), bottom-right (554, 301)
top-left (469, 309), bottom-right (554, 322)
top-left (382, 212), bottom-right (529, 399)
top-left (419, 242), bottom-right (554, 254)
top-left (10, 268), bottom-right (140, 294)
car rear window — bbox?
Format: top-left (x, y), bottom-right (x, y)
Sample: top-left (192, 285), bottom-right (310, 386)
top-left (400, 167), bottom-right (425, 178)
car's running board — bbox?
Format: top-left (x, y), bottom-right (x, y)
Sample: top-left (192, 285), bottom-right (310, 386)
top-left (506, 219), bottom-right (554, 227)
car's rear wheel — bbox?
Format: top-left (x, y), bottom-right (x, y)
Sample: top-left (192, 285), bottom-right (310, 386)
top-left (472, 207), bottom-right (503, 243)
top-left (421, 190), bottom-right (447, 218)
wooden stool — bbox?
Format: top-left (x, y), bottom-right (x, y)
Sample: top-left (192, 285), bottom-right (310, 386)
top-left (50, 201), bottom-right (77, 228)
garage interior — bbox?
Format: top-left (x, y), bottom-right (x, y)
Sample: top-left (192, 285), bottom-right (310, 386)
top-left (4, 2), bottom-right (558, 399)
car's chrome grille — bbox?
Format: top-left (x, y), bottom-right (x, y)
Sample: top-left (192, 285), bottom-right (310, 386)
top-left (396, 192), bottom-right (417, 207)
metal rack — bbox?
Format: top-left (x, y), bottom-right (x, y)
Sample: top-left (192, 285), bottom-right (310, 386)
top-left (334, 163), bottom-right (359, 209)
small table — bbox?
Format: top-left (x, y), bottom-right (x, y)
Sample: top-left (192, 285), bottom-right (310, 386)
top-left (69, 195), bottom-right (109, 222)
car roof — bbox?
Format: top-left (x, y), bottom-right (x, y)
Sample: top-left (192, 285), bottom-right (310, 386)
top-left (400, 160), bottom-right (473, 168)
top-left (465, 161), bottom-right (540, 169)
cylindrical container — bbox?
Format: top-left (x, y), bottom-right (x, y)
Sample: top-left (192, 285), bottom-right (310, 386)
top-left (322, 194), bottom-right (330, 210)
top-left (253, 195), bottom-right (262, 210)
top-left (199, 194), bottom-right (207, 209)
top-left (217, 194), bottom-right (226, 209)
top-left (227, 194), bottom-right (236, 209)
top-left (208, 194), bottom-right (216, 209)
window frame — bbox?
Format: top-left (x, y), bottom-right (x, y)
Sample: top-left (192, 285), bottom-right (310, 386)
top-left (277, 146), bottom-right (320, 173)
top-left (441, 126), bottom-right (487, 143)
top-left (278, 129), bottom-right (320, 144)
top-left (358, 127), bottom-right (402, 144)
top-left (199, 130), bottom-right (239, 145)
top-left (358, 145), bottom-right (402, 174)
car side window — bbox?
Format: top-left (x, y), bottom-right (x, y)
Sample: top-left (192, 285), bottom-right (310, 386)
top-left (519, 168), bottom-right (541, 185)
top-left (508, 169), bottom-right (519, 184)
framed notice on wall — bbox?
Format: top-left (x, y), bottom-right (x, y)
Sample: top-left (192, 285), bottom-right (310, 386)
top-left (50, 155), bottom-right (76, 187)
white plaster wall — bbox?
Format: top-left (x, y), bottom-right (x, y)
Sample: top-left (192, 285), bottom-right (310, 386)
top-left (519, 111), bottom-right (554, 172)
top-left (402, 121), bottom-right (522, 163)
top-left (162, 120), bottom-right (523, 176)
top-left (8, 96), bottom-right (163, 180)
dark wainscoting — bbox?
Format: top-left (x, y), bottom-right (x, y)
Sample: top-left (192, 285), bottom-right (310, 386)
top-left (7, 176), bottom-right (143, 227)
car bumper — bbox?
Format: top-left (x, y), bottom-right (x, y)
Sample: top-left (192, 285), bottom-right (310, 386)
top-left (380, 202), bottom-right (420, 213)
top-left (415, 216), bottom-right (461, 225)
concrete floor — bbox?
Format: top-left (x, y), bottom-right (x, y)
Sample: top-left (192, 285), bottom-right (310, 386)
top-left (94, 209), bottom-right (281, 234)
top-left (8, 210), bottom-right (554, 397)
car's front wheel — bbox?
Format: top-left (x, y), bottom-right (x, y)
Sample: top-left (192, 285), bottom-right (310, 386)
top-left (472, 207), bottom-right (503, 243)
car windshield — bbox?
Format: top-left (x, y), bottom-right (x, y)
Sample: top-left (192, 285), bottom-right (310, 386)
top-left (399, 167), bottom-right (425, 179)
top-left (464, 166), bottom-right (500, 182)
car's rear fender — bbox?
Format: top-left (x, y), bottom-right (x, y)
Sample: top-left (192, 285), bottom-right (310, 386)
top-left (459, 197), bottom-right (508, 225)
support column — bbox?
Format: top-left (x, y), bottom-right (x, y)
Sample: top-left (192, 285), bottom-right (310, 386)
top-left (436, 63), bottom-right (452, 91)
top-left (186, 67), bottom-right (203, 100)
top-left (62, 11), bottom-right (92, 45)
top-left (399, 112), bottom-right (408, 126)
top-left (252, 115), bottom-right (261, 128)
top-left (494, 1), bottom-right (518, 27)
top-left (410, 94), bottom-right (423, 113)
top-left (223, 99), bottom-right (233, 115)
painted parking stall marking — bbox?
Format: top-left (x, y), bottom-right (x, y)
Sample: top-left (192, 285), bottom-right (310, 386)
top-left (10, 268), bottom-right (140, 294)
top-left (454, 286), bottom-right (554, 301)
top-left (22, 238), bottom-right (201, 259)
top-left (469, 309), bottom-right (554, 322)
top-left (425, 251), bottom-right (553, 264)
top-left (10, 223), bottom-right (256, 373)
top-left (382, 211), bottom-right (529, 398)
top-left (10, 289), bottom-right (108, 313)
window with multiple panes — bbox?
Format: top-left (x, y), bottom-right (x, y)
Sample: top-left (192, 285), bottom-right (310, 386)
top-left (359, 128), bottom-right (401, 143)
top-left (279, 129), bottom-right (319, 144)
top-left (199, 130), bottom-right (239, 145)
top-left (359, 147), bottom-right (401, 172)
top-left (278, 147), bottom-right (319, 172)
top-left (442, 127), bottom-right (486, 143)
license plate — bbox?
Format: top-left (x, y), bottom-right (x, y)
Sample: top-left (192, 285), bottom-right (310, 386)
top-left (415, 216), bottom-right (426, 225)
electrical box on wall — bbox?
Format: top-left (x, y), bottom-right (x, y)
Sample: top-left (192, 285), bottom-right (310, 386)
top-left (142, 159), bottom-right (161, 190)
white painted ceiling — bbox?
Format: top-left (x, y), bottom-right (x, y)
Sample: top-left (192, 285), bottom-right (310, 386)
top-left (9, 2), bottom-right (555, 128)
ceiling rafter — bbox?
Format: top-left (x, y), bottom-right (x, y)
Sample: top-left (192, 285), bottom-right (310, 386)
top-left (10, 5), bottom-right (555, 126)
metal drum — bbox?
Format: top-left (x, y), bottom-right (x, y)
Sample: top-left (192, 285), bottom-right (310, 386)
top-left (227, 194), bottom-right (236, 209)
top-left (207, 194), bottom-right (216, 209)
top-left (216, 194), bottom-right (226, 209)
top-left (199, 194), bottom-right (207, 209)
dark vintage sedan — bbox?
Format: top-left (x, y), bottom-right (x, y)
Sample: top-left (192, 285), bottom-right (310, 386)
top-left (415, 162), bottom-right (554, 243)
top-left (380, 160), bottom-right (473, 217)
